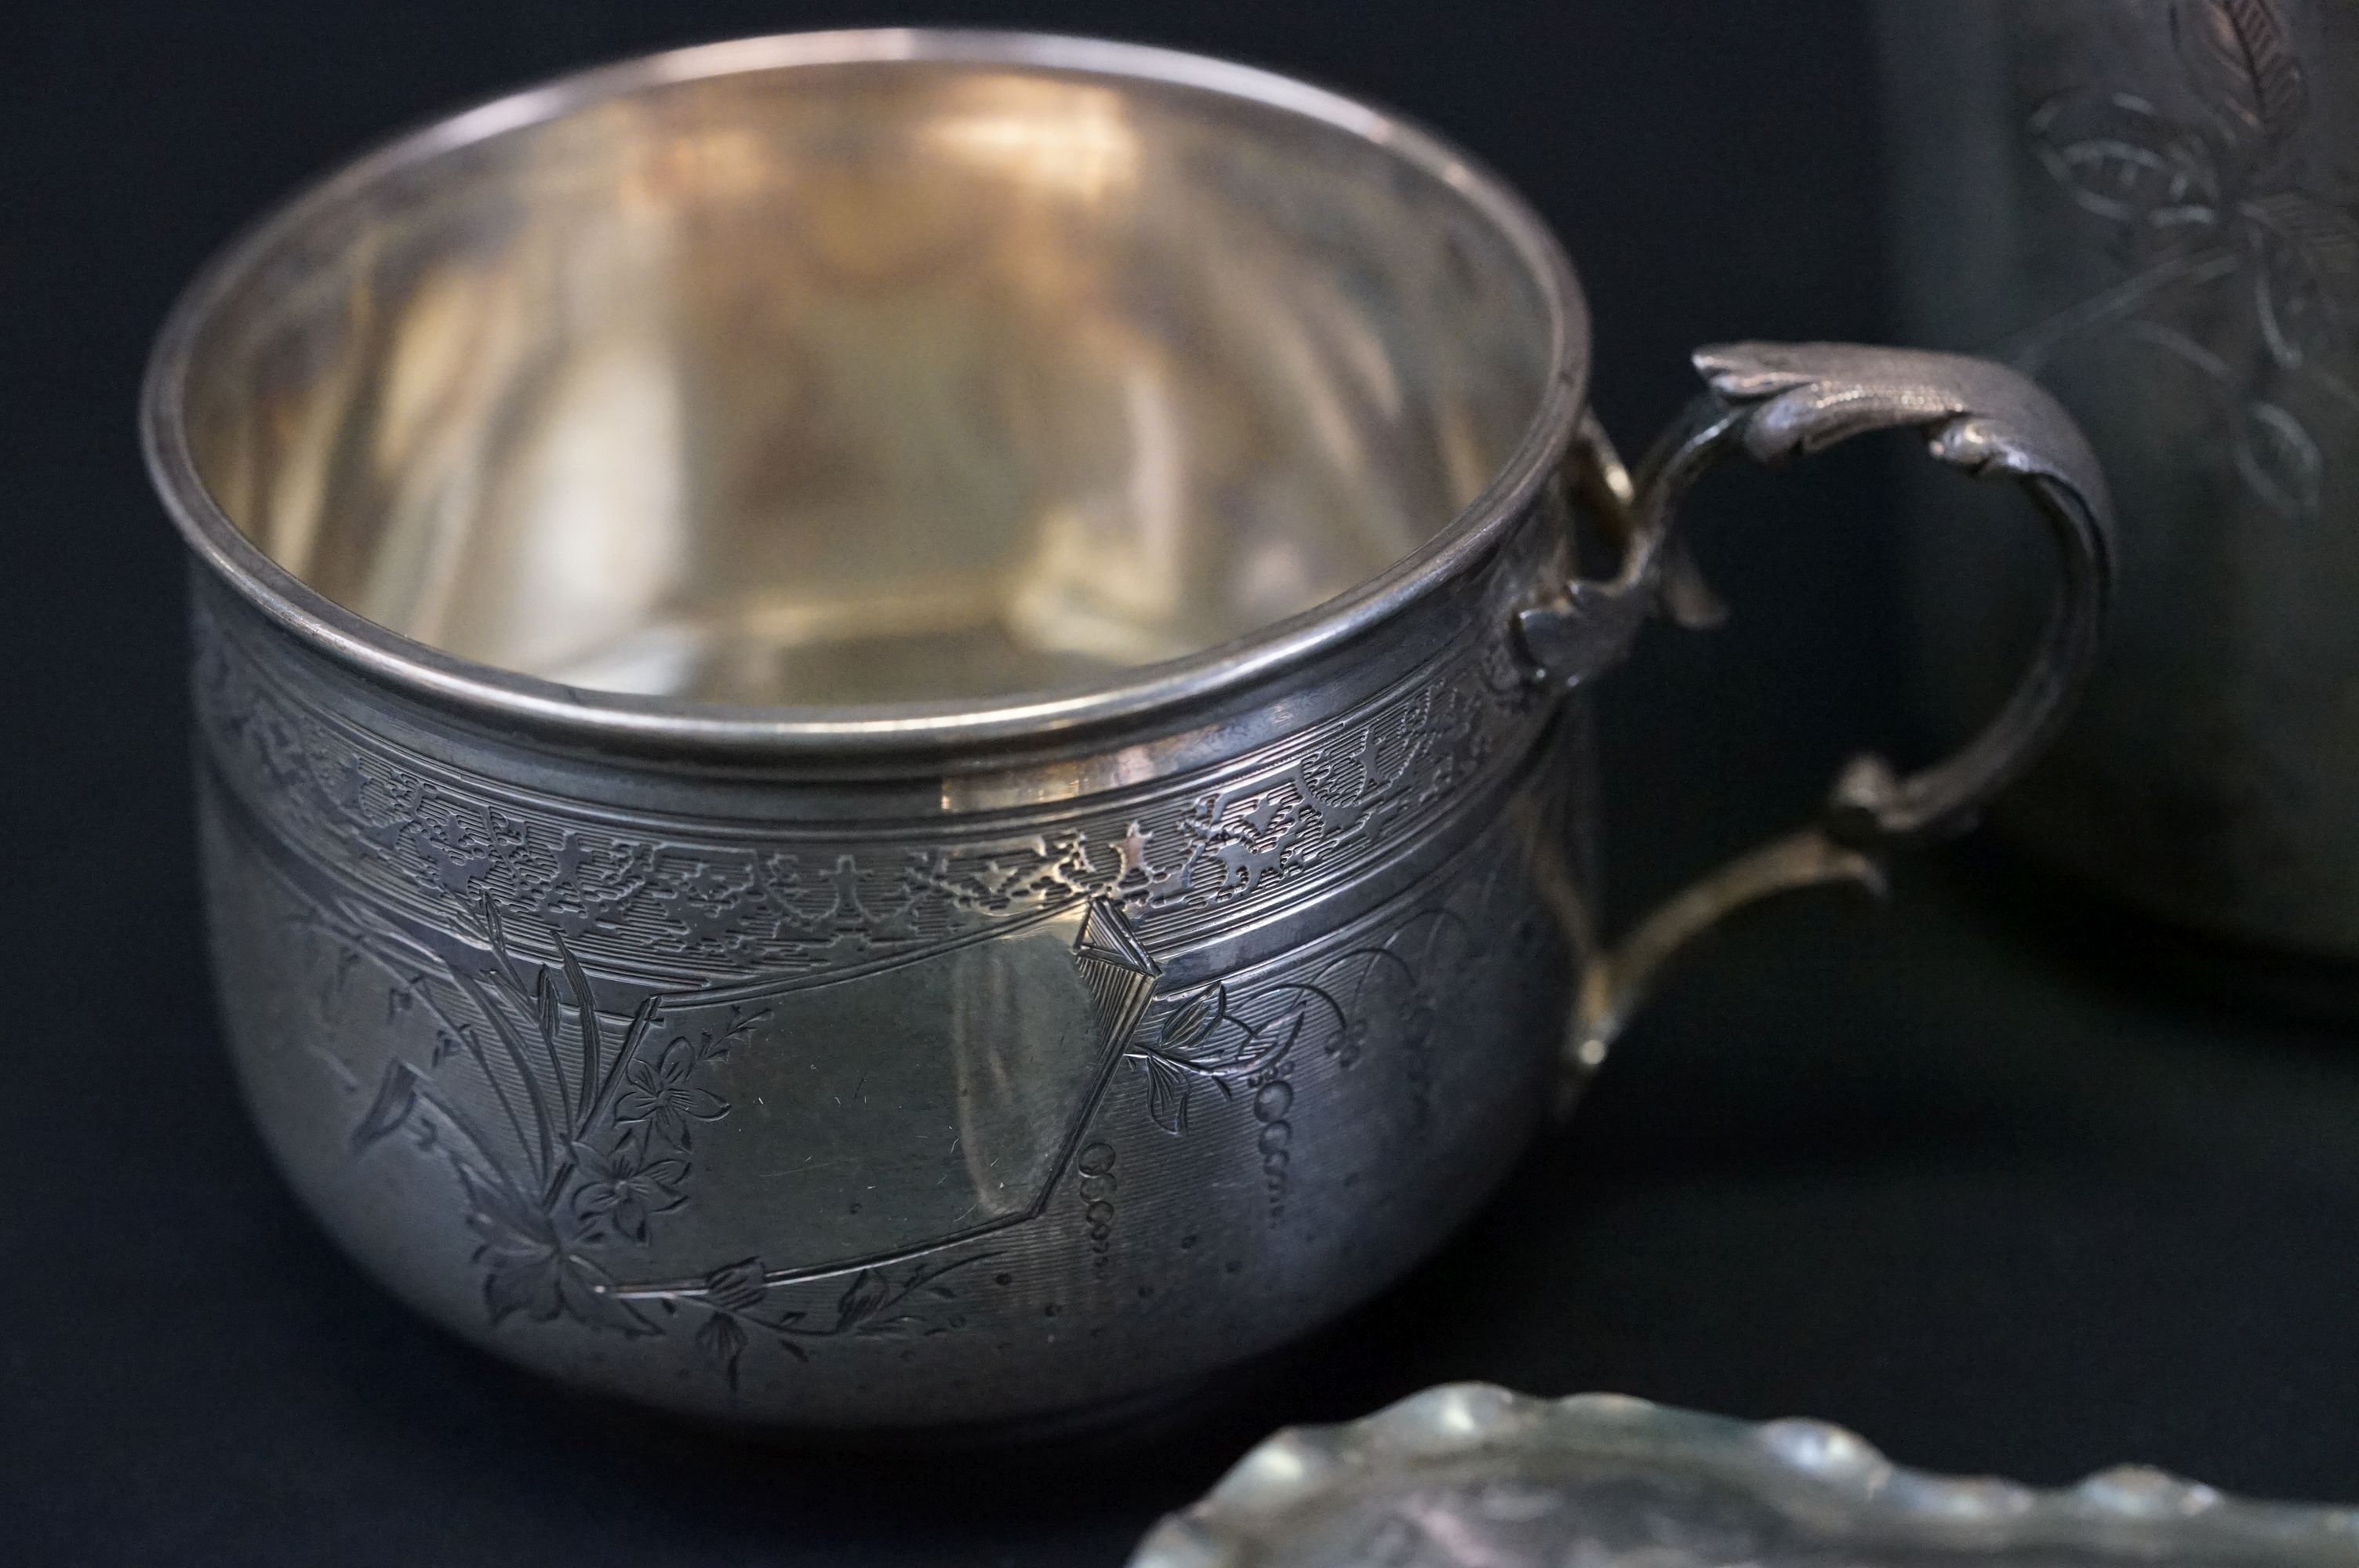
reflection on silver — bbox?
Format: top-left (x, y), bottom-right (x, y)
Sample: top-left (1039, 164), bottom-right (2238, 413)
top-left (1134, 1384), bottom-right (2359, 1568)
top-left (172, 50), bottom-right (1550, 706)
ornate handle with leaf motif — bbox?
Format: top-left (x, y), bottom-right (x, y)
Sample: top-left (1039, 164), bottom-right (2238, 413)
top-left (1514, 342), bottom-right (2115, 1080)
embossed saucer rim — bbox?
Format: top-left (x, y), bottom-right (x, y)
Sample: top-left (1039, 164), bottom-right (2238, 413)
top-left (1132, 1383), bottom-right (2359, 1568)
top-left (140, 27), bottom-right (1590, 760)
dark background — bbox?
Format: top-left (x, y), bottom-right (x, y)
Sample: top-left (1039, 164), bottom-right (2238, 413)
top-left (9, 2), bottom-right (2359, 1563)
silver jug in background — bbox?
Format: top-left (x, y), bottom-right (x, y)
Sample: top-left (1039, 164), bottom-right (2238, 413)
top-left (1880, 0), bottom-right (2359, 1005)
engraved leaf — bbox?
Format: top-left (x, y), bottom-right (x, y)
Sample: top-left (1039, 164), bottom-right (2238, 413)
top-left (1143, 1054), bottom-right (1193, 1134)
top-left (482, 1254), bottom-right (554, 1327)
top-left (704, 1257), bottom-right (769, 1313)
top-left (461, 1165), bottom-right (623, 1334)
top-left (351, 1059), bottom-right (422, 1151)
top-left (1227, 1007), bottom-right (1305, 1081)
top-left (480, 893), bottom-right (511, 968)
top-left (2242, 191), bottom-right (2359, 368)
top-left (455, 1161), bottom-right (553, 1260)
top-left (2174, 0), bottom-right (2307, 148)
top-left (2030, 91), bottom-right (2219, 230)
top-left (2132, 319), bottom-right (2332, 520)
top-left (834, 1268), bottom-right (891, 1329)
top-left (518, 962), bottom-right (572, 1130)
top-left (1158, 982), bottom-right (1227, 1056)
top-left (602, 996), bottom-right (660, 1103)
top-left (2234, 396), bottom-right (2325, 517)
top-left (695, 1312), bottom-right (747, 1392)
top-left (554, 929), bottom-right (602, 1119)
top-left (908, 1254), bottom-right (987, 1294)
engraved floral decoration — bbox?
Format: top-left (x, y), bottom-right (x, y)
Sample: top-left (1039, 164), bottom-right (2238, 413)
top-left (198, 604), bottom-right (1540, 988)
top-left (299, 893), bottom-right (984, 1391)
top-left (202, 575), bottom-right (1549, 1388)
top-left (2011, 0), bottom-right (2359, 518)
top-left (674, 1252), bottom-right (989, 1394)
top-left (1123, 906), bottom-right (1475, 1141)
top-left (1125, 982), bottom-right (1324, 1136)
top-left (568, 1138), bottom-right (684, 1246)
top-left (611, 1038), bottom-right (730, 1149)
top-left (319, 895), bottom-right (746, 1338)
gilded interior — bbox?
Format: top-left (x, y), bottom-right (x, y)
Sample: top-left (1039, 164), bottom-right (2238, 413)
top-left (177, 60), bottom-right (1555, 705)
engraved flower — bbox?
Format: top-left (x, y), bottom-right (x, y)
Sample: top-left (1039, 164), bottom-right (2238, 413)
top-left (569, 1138), bottom-right (686, 1243)
top-left (457, 1163), bottom-right (651, 1335)
top-left (612, 1036), bottom-right (730, 1147)
top-left (2012, 0), bottom-right (2359, 519)
top-left (478, 1228), bottom-right (599, 1326)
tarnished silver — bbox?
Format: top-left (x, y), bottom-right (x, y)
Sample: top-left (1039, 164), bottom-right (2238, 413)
top-left (143, 30), bottom-right (2111, 1429)
top-left (1882, 0), bottom-right (2359, 996)
top-left (1131, 1383), bottom-right (2357, 1568)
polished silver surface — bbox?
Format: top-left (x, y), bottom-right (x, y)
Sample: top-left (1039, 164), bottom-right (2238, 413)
top-left (144, 30), bottom-right (1583, 756)
top-left (147, 31), bottom-right (2110, 1429)
top-left (1132, 1384), bottom-right (2357, 1568)
top-left (1882, 0), bottom-right (2359, 988)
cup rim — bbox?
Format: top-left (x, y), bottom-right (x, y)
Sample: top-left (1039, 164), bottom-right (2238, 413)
top-left (141, 28), bottom-right (1590, 759)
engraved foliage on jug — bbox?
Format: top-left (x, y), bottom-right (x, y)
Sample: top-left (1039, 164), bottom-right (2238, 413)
top-left (2012, 0), bottom-right (2359, 518)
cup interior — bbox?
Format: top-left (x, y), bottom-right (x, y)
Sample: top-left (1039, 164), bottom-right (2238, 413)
top-left (174, 43), bottom-right (1559, 706)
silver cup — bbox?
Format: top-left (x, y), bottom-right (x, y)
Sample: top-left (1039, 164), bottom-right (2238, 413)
top-left (143, 31), bottom-right (2110, 1431)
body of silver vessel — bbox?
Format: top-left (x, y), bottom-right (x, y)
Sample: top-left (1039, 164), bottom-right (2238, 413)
top-left (147, 31), bottom-right (2110, 1428)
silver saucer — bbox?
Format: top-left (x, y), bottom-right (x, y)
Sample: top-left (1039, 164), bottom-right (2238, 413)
top-left (1133, 1385), bottom-right (2357, 1568)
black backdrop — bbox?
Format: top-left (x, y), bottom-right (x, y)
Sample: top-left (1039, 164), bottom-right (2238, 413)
top-left (9, 3), bottom-right (2359, 1563)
